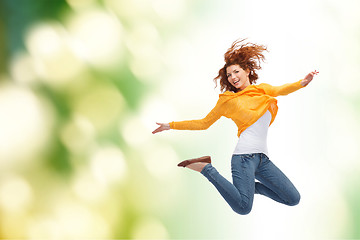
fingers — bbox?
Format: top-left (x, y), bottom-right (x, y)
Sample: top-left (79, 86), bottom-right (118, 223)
top-left (152, 124), bottom-right (165, 134)
top-left (309, 70), bottom-right (319, 79)
top-left (153, 122), bottom-right (163, 133)
top-left (153, 122), bottom-right (170, 134)
top-left (311, 70), bottom-right (319, 75)
top-left (152, 127), bottom-right (161, 134)
top-left (304, 70), bottom-right (319, 80)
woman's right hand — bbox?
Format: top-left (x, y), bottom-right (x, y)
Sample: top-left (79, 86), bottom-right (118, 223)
top-left (152, 122), bottom-right (170, 134)
top-left (301, 70), bottom-right (319, 86)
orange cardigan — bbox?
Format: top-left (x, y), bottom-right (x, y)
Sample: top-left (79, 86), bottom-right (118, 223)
top-left (169, 80), bottom-right (306, 137)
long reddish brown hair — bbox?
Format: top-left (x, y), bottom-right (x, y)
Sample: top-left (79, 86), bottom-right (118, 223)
top-left (214, 39), bottom-right (268, 93)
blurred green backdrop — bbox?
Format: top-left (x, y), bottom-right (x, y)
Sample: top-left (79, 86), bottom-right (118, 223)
top-left (0, 0), bottom-right (360, 239)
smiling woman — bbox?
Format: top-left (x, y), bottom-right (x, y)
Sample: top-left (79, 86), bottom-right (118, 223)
top-left (225, 65), bottom-right (250, 91)
top-left (153, 38), bottom-right (318, 215)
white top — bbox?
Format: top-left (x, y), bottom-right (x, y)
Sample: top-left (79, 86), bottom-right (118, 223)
top-left (233, 110), bottom-right (271, 156)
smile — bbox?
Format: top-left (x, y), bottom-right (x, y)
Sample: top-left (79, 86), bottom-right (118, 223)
top-left (234, 80), bottom-right (240, 84)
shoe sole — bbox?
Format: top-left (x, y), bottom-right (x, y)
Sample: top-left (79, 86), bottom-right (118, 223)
top-left (177, 156), bottom-right (211, 167)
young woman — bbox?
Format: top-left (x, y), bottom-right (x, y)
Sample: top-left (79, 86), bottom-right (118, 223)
top-left (152, 39), bottom-right (318, 215)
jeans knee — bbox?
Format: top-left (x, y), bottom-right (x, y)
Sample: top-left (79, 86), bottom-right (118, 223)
top-left (232, 203), bottom-right (252, 215)
top-left (287, 191), bottom-right (301, 206)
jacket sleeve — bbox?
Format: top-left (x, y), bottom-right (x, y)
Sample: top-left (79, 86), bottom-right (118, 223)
top-left (262, 80), bottom-right (305, 97)
top-left (169, 99), bottom-right (222, 130)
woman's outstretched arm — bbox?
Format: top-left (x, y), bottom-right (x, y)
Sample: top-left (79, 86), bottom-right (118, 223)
top-left (263, 70), bottom-right (319, 97)
top-left (152, 98), bottom-right (223, 134)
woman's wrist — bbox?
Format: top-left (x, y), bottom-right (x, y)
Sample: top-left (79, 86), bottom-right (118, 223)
top-left (300, 79), bottom-right (307, 87)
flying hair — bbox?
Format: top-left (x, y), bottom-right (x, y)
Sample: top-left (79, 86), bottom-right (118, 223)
top-left (214, 39), bottom-right (268, 93)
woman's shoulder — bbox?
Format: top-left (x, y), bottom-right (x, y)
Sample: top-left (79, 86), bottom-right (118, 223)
top-left (254, 82), bottom-right (274, 92)
top-left (256, 82), bottom-right (272, 88)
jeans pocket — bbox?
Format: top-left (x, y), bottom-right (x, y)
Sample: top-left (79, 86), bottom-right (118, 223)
top-left (231, 155), bottom-right (242, 170)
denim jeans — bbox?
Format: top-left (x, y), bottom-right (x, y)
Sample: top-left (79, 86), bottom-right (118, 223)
top-left (200, 153), bottom-right (300, 215)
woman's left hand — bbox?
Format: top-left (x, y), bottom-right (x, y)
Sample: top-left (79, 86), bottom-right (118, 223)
top-left (301, 70), bottom-right (319, 86)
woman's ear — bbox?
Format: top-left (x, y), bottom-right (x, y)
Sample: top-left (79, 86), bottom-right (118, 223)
top-left (246, 69), bottom-right (251, 76)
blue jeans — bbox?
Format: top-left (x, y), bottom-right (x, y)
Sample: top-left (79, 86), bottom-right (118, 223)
top-left (200, 153), bottom-right (300, 215)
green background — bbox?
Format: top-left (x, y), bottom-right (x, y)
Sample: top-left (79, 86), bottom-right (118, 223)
top-left (0, 0), bottom-right (359, 239)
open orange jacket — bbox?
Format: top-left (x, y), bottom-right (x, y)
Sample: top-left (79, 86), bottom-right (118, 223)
top-left (169, 80), bottom-right (306, 137)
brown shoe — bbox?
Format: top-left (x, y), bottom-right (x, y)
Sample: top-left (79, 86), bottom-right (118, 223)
top-left (177, 156), bottom-right (211, 167)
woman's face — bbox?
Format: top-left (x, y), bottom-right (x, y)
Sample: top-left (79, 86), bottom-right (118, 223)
top-left (226, 64), bottom-right (250, 91)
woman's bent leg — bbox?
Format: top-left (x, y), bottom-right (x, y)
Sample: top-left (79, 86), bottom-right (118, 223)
top-left (200, 154), bottom-right (257, 215)
top-left (255, 154), bottom-right (300, 206)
